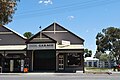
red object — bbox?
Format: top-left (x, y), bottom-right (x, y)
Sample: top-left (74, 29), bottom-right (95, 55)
top-left (118, 65), bottom-right (120, 68)
top-left (24, 68), bottom-right (28, 73)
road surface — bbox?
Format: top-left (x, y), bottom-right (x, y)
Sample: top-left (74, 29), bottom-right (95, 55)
top-left (0, 73), bottom-right (120, 80)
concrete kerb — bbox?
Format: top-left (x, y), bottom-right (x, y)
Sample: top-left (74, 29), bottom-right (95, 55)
top-left (0, 71), bottom-right (120, 75)
top-left (0, 72), bottom-right (76, 76)
top-left (0, 73), bottom-right (22, 75)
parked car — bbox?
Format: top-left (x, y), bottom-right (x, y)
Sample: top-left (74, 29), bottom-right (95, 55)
top-left (117, 64), bottom-right (120, 71)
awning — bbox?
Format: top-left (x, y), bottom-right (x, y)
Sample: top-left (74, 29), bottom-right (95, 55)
top-left (5, 53), bottom-right (25, 59)
top-left (0, 45), bottom-right (26, 50)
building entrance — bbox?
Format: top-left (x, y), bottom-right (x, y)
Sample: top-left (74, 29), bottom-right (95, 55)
top-left (3, 53), bottom-right (25, 72)
top-left (4, 59), bottom-right (24, 72)
top-left (33, 50), bottom-right (56, 71)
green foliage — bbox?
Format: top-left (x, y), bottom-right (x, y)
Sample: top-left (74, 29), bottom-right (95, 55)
top-left (84, 49), bottom-right (92, 57)
top-left (99, 53), bottom-right (109, 61)
top-left (0, 0), bottom-right (20, 26)
top-left (96, 27), bottom-right (120, 64)
top-left (23, 32), bottom-right (33, 39)
top-left (94, 51), bottom-right (102, 59)
top-left (95, 51), bottom-right (114, 61)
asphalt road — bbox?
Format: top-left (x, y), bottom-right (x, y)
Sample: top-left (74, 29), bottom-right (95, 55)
top-left (0, 73), bottom-right (120, 80)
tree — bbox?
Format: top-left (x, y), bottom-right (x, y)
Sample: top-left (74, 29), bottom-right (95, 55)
top-left (23, 32), bottom-right (33, 39)
top-left (95, 51), bottom-right (114, 61)
top-left (96, 27), bottom-right (120, 64)
top-left (84, 49), bottom-right (92, 58)
top-left (94, 51), bottom-right (102, 59)
top-left (99, 53), bottom-right (109, 61)
top-left (0, 0), bottom-right (20, 26)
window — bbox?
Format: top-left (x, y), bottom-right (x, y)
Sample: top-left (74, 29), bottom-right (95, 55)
top-left (89, 62), bottom-right (92, 67)
top-left (94, 62), bottom-right (97, 67)
top-left (67, 53), bottom-right (81, 66)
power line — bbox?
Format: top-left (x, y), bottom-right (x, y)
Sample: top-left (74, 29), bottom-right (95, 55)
top-left (14, 0), bottom-right (120, 19)
top-left (16, 0), bottom-right (95, 15)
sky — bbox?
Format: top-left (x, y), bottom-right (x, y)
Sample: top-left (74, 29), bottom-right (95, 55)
top-left (7, 0), bottom-right (120, 55)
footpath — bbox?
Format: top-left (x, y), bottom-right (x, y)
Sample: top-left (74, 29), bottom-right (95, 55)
top-left (0, 70), bottom-right (120, 75)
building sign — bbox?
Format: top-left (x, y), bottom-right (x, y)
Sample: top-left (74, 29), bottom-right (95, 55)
top-left (6, 55), bottom-right (21, 58)
top-left (27, 43), bottom-right (55, 50)
top-left (62, 40), bottom-right (70, 46)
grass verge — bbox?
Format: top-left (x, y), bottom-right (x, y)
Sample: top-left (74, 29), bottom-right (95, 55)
top-left (85, 67), bottom-right (112, 72)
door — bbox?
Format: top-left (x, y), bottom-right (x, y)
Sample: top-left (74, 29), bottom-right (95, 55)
top-left (58, 54), bottom-right (64, 70)
top-left (33, 50), bottom-right (56, 71)
top-left (14, 59), bottom-right (21, 72)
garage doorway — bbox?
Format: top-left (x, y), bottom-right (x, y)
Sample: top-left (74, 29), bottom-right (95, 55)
top-left (33, 50), bottom-right (56, 72)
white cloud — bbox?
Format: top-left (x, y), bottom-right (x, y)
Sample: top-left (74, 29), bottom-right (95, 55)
top-left (68, 16), bottom-right (75, 20)
top-left (39, 1), bottom-right (43, 3)
top-left (39, 0), bottom-right (53, 5)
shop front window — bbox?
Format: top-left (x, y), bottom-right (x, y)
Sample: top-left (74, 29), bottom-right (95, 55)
top-left (67, 53), bottom-right (81, 66)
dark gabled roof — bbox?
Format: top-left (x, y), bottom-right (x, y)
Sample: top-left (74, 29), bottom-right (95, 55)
top-left (42, 22), bottom-right (84, 43)
top-left (26, 32), bottom-right (56, 43)
top-left (55, 22), bottom-right (85, 42)
top-left (1, 26), bottom-right (26, 40)
top-left (0, 26), bottom-right (26, 45)
top-left (27, 22), bottom-right (84, 44)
